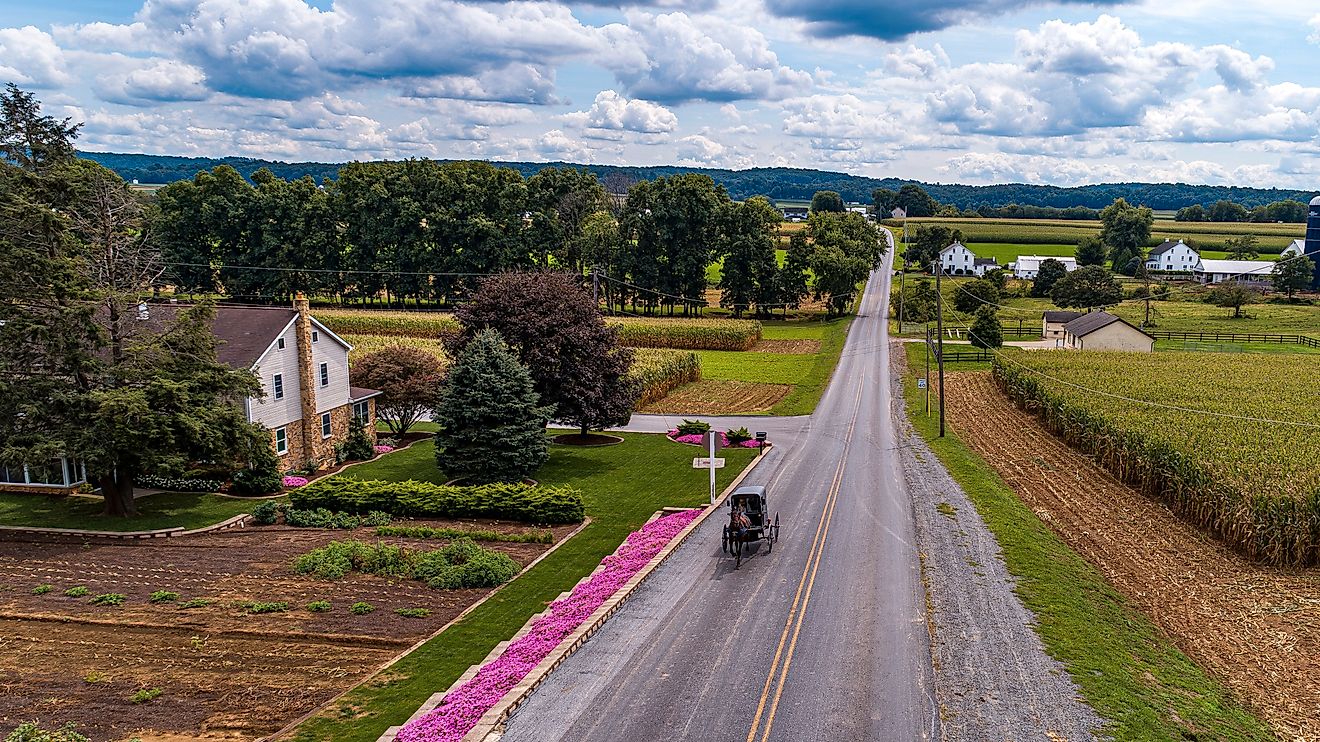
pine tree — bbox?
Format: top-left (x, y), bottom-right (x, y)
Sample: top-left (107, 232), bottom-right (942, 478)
top-left (433, 329), bottom-right (551, 483)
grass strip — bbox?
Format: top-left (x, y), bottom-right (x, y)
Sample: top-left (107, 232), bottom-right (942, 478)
top-left (768, 316), bottom-right (853, 415)
top-left (289, 432), bottom-right (756, 742)
top-left (0, 491), bottom-right (284, 532)
top-left (899, 343), bottom-right (1275, 741)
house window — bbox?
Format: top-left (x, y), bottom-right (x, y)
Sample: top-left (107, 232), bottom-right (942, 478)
top-left (273, 374), bottom-right (284, 400)
top-left (352, 400), bottom-right (371, 425)
top-left (319, 362), bottom-right (329, 387)
top-left (277, 337), bottom-right (285, 350)
top-left (321, 412), bottom-right (332, 439)
top-left (275, 427), bottom-right (288, 455)
top-left (311, 330), bottom-right (319, 343)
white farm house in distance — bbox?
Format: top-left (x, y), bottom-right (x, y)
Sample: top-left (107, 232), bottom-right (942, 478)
top-left (1011, 255), bottom-right (1078, 279)
top-left (1145, 240), bottom-right (1200, 272)
top-left (938, 241), bottom-right (998, 276)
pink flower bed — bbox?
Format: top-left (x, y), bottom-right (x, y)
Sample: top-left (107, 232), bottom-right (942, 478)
top-left (374, 444), bottom-right (395, 454)
top-left (395, 507), bottom-right (704, 742)
top-left (281, 475), bottom-right (309, 488)
top-left (666, 430), bottom-right (762, 448)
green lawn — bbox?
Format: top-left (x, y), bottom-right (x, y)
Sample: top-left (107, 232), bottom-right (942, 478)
top-left (290, 432), bottom-right (758, 742)
top-left (695, 349), bottom-right (814, 385)
top-left (705, 249), bottom-right (789, 284)
top-left (966, 242), bottom-right (1234, 265)
top-left (899, 344), bottom-right (1275, 741)
top-left (0, 491), bottom-right (280, 532)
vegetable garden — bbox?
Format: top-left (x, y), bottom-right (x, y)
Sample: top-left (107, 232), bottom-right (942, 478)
top-left (993, 352), bottom-right (1320, 565)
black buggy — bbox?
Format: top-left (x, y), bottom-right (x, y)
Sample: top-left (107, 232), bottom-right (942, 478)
top-left (720, 485), bottom-right (780, 568)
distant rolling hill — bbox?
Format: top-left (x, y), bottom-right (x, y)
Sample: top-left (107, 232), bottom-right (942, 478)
top-left (81, 151), bottom-right (1315, 211)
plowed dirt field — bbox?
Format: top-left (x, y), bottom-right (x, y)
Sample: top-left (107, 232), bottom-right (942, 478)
top-left (945, 371), bottom-right (1320, 740)
top-left (0, 521), bottom-right (566, 741)
top-left (639, 379), bottom-right (791, 414)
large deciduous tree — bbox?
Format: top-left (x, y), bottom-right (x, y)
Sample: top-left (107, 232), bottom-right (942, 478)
top-left (1224, 234), bottom-right (1260, 260)
top-left (717, 196), bottom-right (782, 317)
top-left (1273, 256), bottom-right (1315, 299)
top-left (895, 184), bottom-right (938, 217)
top-left (449, 271), bottom-right (638, 435)
top-left (620, 174), bottom-right (728, 315)
top-left (1050, 265), bottom-right (1123, 309)
top-left (526, 167), bottom-right (608, 271)
top-left (806, 211), bottom-right (885, 317)
top-left (1206, 280), bottom-right (1259, 318)
top-left (810, 190), bottom-right (844, 213)
top-left (1099, 198), bottom-right (1153, 276)
top-left (953, 278), bottom-right (1000, 314)
top-left (968, 306), bottom-right (1003, 349)
top-left (1031, 258), bottom-right (1069, 297)
top-left (433, 329), bottom-right (550, 483)
top-left (1074, 236), bottom-right (1108, 267)
top-left (905, 224), bottom-right (953, 270)
top-left (350, 346), bottom-right (445, 437)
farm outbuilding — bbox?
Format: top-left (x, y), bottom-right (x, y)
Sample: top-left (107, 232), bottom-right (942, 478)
top-left (1011, 255), bottom-right (1078, 279)
top-left (1042, 310), bottom-right (1084, 341)
top-left (1193, 259), bottom-right (1275, 284)
top-left (1062, 311), bottom-right (1155, 352)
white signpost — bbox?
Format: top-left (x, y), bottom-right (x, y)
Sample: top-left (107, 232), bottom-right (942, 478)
top-left (695, 431), bottom-right (724, 505)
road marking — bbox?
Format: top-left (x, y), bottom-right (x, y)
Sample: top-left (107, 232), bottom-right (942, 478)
top-left (746, 380), bottom-right (865, 742)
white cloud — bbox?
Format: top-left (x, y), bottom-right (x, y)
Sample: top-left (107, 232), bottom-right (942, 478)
top-left (1309, 13), bottom-right (1320, 44)
top-left (600, 11), bottom-right (812, 103)
top-left (0, 26), bottom-right (69, 87)
top-left (563, 90), bottom-right (678, 135)
top-left (96, 58), bottom-right (209, 104)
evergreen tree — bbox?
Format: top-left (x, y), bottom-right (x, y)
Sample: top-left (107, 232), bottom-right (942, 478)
top-left (1031, 259), bottom-right (1069, 297)
top-left (433, 329), bottom-right (551, 483)
top-left (1074, 236), bottom-right (1108, 266)
top-left (450, 271), bottom-right (638, 435)
top-left (968, 306), bottom-right (1003, 349)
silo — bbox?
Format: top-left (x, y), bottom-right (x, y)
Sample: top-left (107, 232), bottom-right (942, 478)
top-left (1310, 196), bottom-right (1320, 289)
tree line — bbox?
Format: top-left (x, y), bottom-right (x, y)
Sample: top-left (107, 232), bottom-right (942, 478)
top-left (1174, 199), bottom-right (1310, 223)
top-left (154, 161), bottom-right (885, 317)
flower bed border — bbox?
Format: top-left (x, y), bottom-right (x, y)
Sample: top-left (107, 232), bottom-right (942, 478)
top-left (377, 450), bottom-right (767, 742)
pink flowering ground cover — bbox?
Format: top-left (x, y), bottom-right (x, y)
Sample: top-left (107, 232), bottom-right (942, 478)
top-left (281, 475), bottom-right (309, 488)
top-left (667, 430), bottom-right (762, 448)
top-left (395, 507), bottom-right (704, 742)
top-left (374, 444), bottom-right (396, 454)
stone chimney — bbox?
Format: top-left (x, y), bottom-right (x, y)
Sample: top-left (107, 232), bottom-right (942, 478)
top-left (293, 293), bottom-right (323, 469)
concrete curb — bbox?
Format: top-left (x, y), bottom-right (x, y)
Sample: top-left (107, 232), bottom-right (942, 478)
top-left (377, 450), bottom-right (772, 742)
top-left (263, 515), bottom-right (594, 742)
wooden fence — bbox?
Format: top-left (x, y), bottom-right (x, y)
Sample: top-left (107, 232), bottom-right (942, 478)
top-left (1145, 330), bottom-right (1320, 349)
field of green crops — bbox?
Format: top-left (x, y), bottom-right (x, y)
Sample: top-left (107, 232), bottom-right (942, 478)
top-left (890, 217), bottom-right (1302, 253)
top-left (630, 349), bottom-right (701, 407)
top-left (342, 333), bottom-right (446, 365)
top-left (994, 352), bottom-right (1320, 566)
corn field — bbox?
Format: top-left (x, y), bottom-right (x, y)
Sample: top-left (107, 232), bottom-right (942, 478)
top-left (629, 349), bottom-right (701, 407)
top-left (343, 334), bottom-right (447, 365)
top-left (320, 309), bottom-right (761, 351)
top-left (992, 352), bottom-right (1320, 566)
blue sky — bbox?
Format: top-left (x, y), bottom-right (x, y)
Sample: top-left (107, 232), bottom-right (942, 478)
top-left (3, 0), bottom-right (1319, 187)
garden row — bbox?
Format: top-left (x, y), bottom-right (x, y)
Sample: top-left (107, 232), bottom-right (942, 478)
top-left (321, 309), bottom-right (763, 351)
top-left (290, 477), bottom-right (586, 524)
top-left (993, 351), bottom-right (1320, 566)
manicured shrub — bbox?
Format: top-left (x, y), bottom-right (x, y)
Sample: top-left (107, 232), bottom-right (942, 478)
top-left (336, 420), bottom-right (376, 463)
top-left (375, 525), bottom-right (554, 544)
top-left (349, 601), bottom-right (374, 615)
top-left (725, 427), bottom-right (753, 445)
top-left (293, 538), bottom-right (519, 590)
top-left (283, 507), bottom-right (392, 529)
top-left (149, 590), bottom-right (179, 604)
top-left (413, 539), bottom-right (519, 590)
top-left (88, 593), bottom-right (125, 606)
top-left (676, 419), bottom-right (711, 436)
top-left (232, 440), bottom-right (283, 496)
top-left (306, 600), bottom-right (332, 613)
top-left (291, 477), bottom-right (584, 524)
top-left (250, 500), bottom-right (282, 525)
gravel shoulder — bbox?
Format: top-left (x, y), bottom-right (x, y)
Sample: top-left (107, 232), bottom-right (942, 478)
top-left (890, 347), bottom-right (1103, 742)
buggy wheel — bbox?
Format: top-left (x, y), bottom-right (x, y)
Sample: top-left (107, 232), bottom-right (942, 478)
top-left (772, 513), bottom-right (780, 542)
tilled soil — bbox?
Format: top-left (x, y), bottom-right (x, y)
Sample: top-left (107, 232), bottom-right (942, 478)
top-left (945, 371), bottom-right (1320, 741)
top-left (0, 520), bottom-right (565, 741)
top-left (640, 379), bottom-right (791, 414)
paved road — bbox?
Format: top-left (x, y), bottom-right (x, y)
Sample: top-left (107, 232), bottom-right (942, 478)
top-left (504, 245), bottom-right (940, 742)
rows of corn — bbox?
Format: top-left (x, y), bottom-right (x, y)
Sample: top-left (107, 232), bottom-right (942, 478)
top-left (629, 349), bottom-right (701, 407)
top-left (992, 352), bottom-right (1320, 566)
top-left (319, 309), bottom-right (762, 351)
top-left (341, 333), bottom-right (446, 366)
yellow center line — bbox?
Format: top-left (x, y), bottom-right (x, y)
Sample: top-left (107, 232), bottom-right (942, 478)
top-left (746, 380), bottom-right (865, 742)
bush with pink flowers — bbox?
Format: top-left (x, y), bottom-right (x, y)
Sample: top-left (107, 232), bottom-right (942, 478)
top-left (374, 444), bottom-right (395, 454)
top-left (666, 430), bottom-right (762, 449)
top-left (394, 508), bottom-right (703, 742)
top-left (282, 475), bottom-right (309, 489)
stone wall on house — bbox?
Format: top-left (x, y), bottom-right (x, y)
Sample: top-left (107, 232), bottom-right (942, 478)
top-left (269, 402), bottom-right (377, 472)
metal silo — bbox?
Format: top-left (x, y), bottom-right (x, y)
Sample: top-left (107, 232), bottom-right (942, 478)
top-left (1309, 196), bottom-right (1320, 289)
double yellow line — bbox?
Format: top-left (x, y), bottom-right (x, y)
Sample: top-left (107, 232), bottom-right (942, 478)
top-left (745, 382), bottom-right (864, 742)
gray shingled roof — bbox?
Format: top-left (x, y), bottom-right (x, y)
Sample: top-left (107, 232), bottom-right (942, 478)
top-left (974, 257), bottom-right (998, 266)
top-left (1064, 310), bottom-right (1137, 337)
top-left (1043, 310), bottom-right (1084, 324)
top-left (129, 304), bottom-right (297, 368)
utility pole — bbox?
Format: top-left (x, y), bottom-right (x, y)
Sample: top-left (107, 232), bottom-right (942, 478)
top-left (924, 325), bottom-right (931, 416)
top-left (934, 259), bottom-right (946, 438)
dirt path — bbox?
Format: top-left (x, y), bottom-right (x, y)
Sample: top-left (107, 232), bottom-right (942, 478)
top-left (944, 371), bottom-right (1320, 741)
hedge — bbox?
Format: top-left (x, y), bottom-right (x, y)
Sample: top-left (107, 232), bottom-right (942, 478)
top-left (289, 477), bottom-right (585, 524)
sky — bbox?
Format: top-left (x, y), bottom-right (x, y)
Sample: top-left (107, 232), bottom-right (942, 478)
top-left (3, 0), bottom-right (1320, 188)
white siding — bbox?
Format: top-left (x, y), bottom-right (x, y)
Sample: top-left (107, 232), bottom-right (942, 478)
top-left (312, 324), bottom-right (352, 414)
top-left (249, 329), bottom-right (302, 428)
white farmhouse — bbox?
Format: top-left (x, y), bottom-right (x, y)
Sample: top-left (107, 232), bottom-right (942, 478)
top-left (1193, 259), bottom-right (1275, 284)
top-left (1012, 255), bottom-right (1078, 280)
top-left (938, 241), bottom-right (977, 275)
top-left (1145, 239), bottom-right (1200, 272)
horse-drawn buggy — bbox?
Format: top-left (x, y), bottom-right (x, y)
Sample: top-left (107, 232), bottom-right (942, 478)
top-left (721, 485), bottom-right (779, 568)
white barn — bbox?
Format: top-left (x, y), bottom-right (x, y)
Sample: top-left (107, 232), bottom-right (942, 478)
top-left (1145, 239), bottom-right (1200, 272)
top-left (1193, 259), bottom-right (1275, 284)
top-left (1012, 255), bottom-right (1078, 279)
